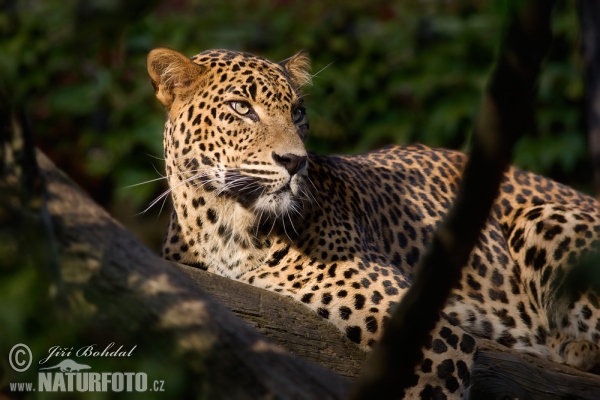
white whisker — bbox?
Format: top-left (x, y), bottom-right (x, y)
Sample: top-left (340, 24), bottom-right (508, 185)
top-left (287, 210), bottom-right (299, 237)
top-left (305, 177), bottom-right (321, 209)
top-left (254, 206), bottom-right (266, 238)
top-left (310, 61), bottom-right (334, 80)
top-left (281, 210), bottom-right (292, 242)
top-left (144, 153), bottom-right (166, 161)
top-left (138, 170), bottom-right (218, 214)
top-left (123, 175), bottom-right (169, 188)
top-left (157, 191), bottom-right (170, 218)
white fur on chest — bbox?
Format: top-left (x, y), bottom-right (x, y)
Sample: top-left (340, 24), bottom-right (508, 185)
top-left (186, 199), bottom-right (268, 279)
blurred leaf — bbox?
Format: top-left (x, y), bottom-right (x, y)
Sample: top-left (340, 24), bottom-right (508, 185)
top-left (2, 0), bottom-right (589, 223)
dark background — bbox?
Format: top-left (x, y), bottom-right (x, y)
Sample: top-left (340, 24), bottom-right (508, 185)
top-left (1, 0), bottom-right (589, 251)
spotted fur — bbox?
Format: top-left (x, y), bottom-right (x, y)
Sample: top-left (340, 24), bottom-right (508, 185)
top-left (148, 47), bottom-right (600, 399)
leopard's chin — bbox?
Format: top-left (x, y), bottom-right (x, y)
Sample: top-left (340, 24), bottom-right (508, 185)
top-left (252, 174), bottom-right (306, 215)
top-left (253, 187), bottom-right (300, 217)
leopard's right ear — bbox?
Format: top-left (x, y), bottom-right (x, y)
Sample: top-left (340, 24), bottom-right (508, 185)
top-left (279, 50), bottom-right (311, 91)
top-left (147, 48), bottom-right (205, 110)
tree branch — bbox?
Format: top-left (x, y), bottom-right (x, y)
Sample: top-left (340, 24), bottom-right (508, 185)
top-left (350, 2), bottom-right (555, 398)
top-left (578, 0), bottom-right (600, 200)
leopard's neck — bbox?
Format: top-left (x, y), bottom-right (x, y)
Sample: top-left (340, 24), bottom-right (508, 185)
top-left (168, 183), bottom-right (279, 278)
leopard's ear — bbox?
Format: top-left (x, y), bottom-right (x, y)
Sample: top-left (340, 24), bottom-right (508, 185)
top-left (147, 47), bottom-right (205, 110)
top-left (279, 51), bottom-right (311, 90)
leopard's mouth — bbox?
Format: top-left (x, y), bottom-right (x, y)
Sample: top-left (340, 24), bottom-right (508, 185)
top-left (221, 170), bottom-right (305, 214)
top-left (272, 181), bottom-right (293, 196)
top-left (253, 175), bottom-right (307, 217)
top-left (254, 190), bottom-right (297, 215)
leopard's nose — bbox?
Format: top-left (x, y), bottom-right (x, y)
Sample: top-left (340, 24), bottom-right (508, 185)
top-left (272, 152), bottom-right (307, 176)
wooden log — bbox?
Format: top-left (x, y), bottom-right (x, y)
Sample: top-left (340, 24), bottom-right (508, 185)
top-left (472, 340), bottom-right (600, 399)
top-left (177, 259), bottom-right (600, 399)
top-left (176, 262), bottom-right (367, 377)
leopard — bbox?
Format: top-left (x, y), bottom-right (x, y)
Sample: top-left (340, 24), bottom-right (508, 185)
top-left (147, 47), bottom-right (600, 399)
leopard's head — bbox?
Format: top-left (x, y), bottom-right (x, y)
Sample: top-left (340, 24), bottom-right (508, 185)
top-left (147, 48), bottom-right (312, 221)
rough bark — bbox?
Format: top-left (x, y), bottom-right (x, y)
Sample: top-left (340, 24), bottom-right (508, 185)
top-left (178, 246), bottom-right (600, 400)
top-left (176, 263), bottom-right (367, 378)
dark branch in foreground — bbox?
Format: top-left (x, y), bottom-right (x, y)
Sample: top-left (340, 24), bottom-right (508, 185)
top-left (350, 2), bottom-right (555, 398)
top-left (578, 0), bottom-right (600, 199)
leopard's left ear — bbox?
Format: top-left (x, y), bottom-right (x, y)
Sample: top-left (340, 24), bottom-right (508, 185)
top-left (147, 47), bottom-right (205, 110)
top-left (279, 51), bottom-right (311, 90)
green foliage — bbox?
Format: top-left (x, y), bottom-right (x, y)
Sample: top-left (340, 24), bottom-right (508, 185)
top-left (0, 0), bottom-right (590, 223)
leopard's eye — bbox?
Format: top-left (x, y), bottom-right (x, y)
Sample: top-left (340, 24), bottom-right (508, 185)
top-left (230, 101), bottom-right (251, 116)
top-left (293, 108), bottom-right (305, 123)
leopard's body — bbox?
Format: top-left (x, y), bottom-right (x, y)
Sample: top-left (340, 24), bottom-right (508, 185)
top-left (148, 47), bottom-right (600, 398)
